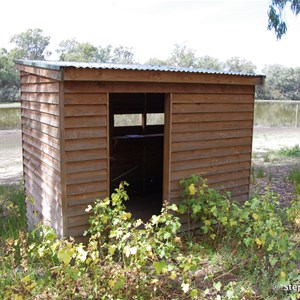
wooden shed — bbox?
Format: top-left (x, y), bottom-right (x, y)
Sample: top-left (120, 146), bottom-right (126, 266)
top-left (15, 60), bottom-right (264, 239)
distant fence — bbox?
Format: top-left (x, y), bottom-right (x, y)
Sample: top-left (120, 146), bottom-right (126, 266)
top-left (0, 101), bottom-right (299, 129)
top-left (254, 100), bottom-right (300, 128)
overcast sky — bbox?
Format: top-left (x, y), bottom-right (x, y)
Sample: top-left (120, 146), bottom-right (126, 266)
top-left (1, 0), bottom-right (300, 71)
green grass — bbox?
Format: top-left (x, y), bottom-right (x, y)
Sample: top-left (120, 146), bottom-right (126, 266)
top-left (288, 169), bottom-right (300, 195)
top-left (0, 184), bottom-right (26, 242)
top-left (256, 167), bottom-right (265, 178)
top-left (276, 144), bottom-right (300, 157)
top-left (262, 145), bottom-right (300, 163)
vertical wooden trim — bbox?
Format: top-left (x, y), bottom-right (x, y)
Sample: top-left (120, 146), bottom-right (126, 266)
top-left (142, 93), bottom-right (147, 134)
top-left (106, 93), bottom-right (110, 197)
top-left (20, 74), bottom-right (27, 209)
top-left (142, 93), bottom-right (147, 193)
top-left (248, 88), bottom-right (256, 200)
top-left (59, 71), bottom-right (68, 237)
top-left (163, 93), bottom-right (172, 203)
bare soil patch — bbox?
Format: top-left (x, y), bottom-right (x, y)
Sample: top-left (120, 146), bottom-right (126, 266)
top-left (250, 127), bottom-right (300, 206)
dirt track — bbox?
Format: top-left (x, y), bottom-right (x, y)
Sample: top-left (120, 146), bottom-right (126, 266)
top-left (0, 128), bottom-right (299, 185)
top-left (0, 130), bottom-right (23, 185)
top-left (253, 127), bottom-right (300, 153)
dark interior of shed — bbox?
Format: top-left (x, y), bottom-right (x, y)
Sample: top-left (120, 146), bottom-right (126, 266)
top-left (109, 93), bottom-right (165, 220)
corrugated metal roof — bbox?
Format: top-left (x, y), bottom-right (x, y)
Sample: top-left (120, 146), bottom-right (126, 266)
top-left (14, 59), bottom-right (265, 77)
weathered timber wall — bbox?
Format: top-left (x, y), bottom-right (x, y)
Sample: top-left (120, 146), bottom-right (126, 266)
top-left (169, 90), bottom-right (255, 211)
top-left (63, 87), bottom-right (109, 237)
top-left (20, 73), bottom-right (63, 235)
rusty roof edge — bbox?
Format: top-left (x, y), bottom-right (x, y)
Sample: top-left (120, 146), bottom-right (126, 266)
top-left (14, 59), bottom-right (266, 78)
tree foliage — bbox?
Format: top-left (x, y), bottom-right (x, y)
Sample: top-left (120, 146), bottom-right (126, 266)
top-left (57, 39), bottom-right (135, 64)
top-left (224, 56), bottom-right (257, 74)
top-left (0, 48), bottom-right (19, 102)
top-left (257, 64), bottom-right (300, 100)
top-left (197, 55), bottom-right (223, 71)
top-left (9, 28), bottom-right (51, 60)
top-left (268, 0), bottom-right (300, 39)
top-left (167, 43), bottom-right (199, 68)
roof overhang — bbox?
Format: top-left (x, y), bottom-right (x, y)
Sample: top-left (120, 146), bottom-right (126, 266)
top-left (15, 60), bottom-right (265, 86)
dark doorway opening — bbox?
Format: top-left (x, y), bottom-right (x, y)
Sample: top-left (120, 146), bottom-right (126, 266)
top-left (109, 93), bottom-right (165, 220)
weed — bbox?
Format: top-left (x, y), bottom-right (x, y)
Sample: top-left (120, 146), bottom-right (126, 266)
top-left (272, 145), bottom-right (300, 158)
top-left (289, 169), bottom-right (300, 187)
top-left (268, 172), bottom-right (273, 182)
top-left (288, 169), bottom-right (300, 195)
top-left (263, 152), bottom-right (271, 162)
top-left (179, 175), bottom-right (300, 296)
top-left (276, 145), bottom-right (300, 158)
top-left (0, 184), bottom-right (26, 242)
top-left (257, 167), bottom-right (265, 178)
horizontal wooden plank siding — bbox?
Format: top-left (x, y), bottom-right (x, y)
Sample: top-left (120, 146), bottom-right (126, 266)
top-left (64, 92), bottom-right (109, 237)
top-left (64, 81), bottom-right (255, 95)
top-left (169, 91), bottom-right (254, 215)
top-left (20, 72), bottom-right (63, 236)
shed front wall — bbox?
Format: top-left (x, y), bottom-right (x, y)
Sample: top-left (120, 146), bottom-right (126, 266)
top-left (20, 72), bottom-right (64, 236)
top-left (62, 81), bottom-right (255, 238)
top-left (63, 88), bottom-right (109, 237)
top-left (169, 88), bottom-right (255, 213)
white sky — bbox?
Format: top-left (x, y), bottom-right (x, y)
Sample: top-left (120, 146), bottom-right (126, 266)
top-left (1, 0), bottom-right (300, 71)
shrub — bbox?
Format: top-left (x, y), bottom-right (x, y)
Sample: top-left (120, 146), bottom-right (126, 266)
top-left (179, 175), bottom-right (300, 288)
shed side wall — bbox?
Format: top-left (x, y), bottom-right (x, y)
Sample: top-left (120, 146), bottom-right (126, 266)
top-left (63, 91), bottom-right (109, 238)
top-left (169, 89), bottom-right (255, 212)
top-left (20, 72), bottom-right (63, 236)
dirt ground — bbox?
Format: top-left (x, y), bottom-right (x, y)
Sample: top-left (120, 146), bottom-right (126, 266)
top-left (251, 127), bottom-right (300, 206)
top-left (252, 127), bottom-right (300, 153)
top-left (0, 128), bottom-right (299, 189)
top-left (0, 130), bottom-right (23, 185)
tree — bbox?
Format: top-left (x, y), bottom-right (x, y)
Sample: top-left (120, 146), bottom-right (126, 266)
top-left (167, 43), bottom-right (198, 68)
top-left (146, 43), bottom-right (198, 68)
top-left (0, 48), bottom-right (19, 102)
top-left (268, 0), bottom-right (300, 39)
top-left (57, 39), bottom-right (103, 62)
top-left (9, 28), bottom-right (51, 60)
top-left (257, 64), bottom-right (300, 100)
top-left (111, 45), bottom-right (135, 64)
top-left (57, 39), bottom-right (135, 64)
top-left (145, 57), bottom-right (169, 66)
top-left (224, 57), bottom-right (257, 74)
top-left (196, 55), bottom-right (223, 70)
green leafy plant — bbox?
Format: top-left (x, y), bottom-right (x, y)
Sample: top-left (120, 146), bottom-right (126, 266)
top-left (1, 179), bottom-right (300, 299)
top-left (85, 182), bottom-right (201, 298)
top-left (179, 175), bottom-right (300, 291)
